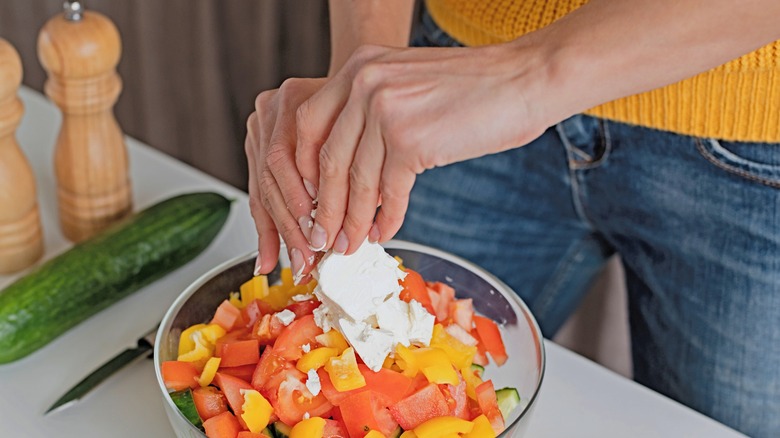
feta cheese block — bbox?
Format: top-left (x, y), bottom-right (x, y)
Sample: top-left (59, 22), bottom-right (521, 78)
top-left (311, 239), bottom-right (435, 371)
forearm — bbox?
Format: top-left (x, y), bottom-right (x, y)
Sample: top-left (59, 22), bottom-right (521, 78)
top-left (328, 0), bottom-right (415, 75)
top-left (519, 0), bottom-right (780, 124)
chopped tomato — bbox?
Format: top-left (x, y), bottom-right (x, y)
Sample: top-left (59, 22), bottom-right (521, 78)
top-left (242, 299), bottom-right (275, 328)
top-left (339, 390), bottom-right (399, 438)
top-left (274, 314), bottom-right (323, 361)
top-left (284, 299), bottom-right (321, 319)
top-left (399, 269), bottom-right (434, 314)
top-left (470, 329), bottom-right (490, 366)
top-left (237, 431), bottom-right (272, 438)
top-left (428, 282), bottom-right (455, 323)
top-left (161, 361), bottom-right (199, 391)
top-left (274, 370), bottom-right (334, 426)
top-left (213, 372), bottom-right (254, 429)
top-left (211, 300), bottom-right (245, 332)
top-left (449, 298), bottom-right (474, 331)
top-left (217, 364), bottom-right (256, 382)
top-left (318, 365), bottom-right (415, 406)
top-left (322, 418), bottom-right (348, 438)
top-left (473, 315), bottom-right (508, 366)
top-left (251, 313), bottom-right (285, 345)
top-left (389, 383), bottom-right (450, 430)
top-left (475, 380), bottom-right (505, 434)
top-left (439, 377), bottom-right (469, 420)
top-left (203, 411), bottom-right (242, 438)
top-left (216, 338), bottom-right (260, 368)
top-left (252, 346), bottom-right (294, 400)
top-left (192, 386), bottom-right (228, 421)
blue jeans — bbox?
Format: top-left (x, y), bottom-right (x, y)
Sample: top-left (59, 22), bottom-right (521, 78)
top-left (399, 11), bottom-right (780, 438)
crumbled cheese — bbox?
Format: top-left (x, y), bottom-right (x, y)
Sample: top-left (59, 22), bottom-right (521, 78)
top-left (339, 318), bottom-right (395, 372)
top-left (302, 343), bottom-right (311, 353)
top-left (274, 309), bottom-right (296, 326)
top-left (291, 293), bottom-right (314, 302)
top-left (305, 369), bottom-right (321, 396)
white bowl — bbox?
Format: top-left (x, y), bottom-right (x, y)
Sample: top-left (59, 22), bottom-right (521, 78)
top-left (154, 240), bottom-right (545, 437)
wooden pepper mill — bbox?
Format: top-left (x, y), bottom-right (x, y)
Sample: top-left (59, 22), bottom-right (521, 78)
top-left (0, 39), bottom-right (44, 274)
top-left (37, 1), bottom-right (132, 242)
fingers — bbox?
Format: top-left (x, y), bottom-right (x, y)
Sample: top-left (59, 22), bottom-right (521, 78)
top-left (308, 93), bottom-right (366, 252)
top-left (373, 157), bottom-right (416, 243)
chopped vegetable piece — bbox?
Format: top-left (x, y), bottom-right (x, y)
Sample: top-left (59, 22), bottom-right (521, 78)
top-left (495, 387), bottom-right (521, 421)
top-left (178, 323), bottom-right (207, 356)
top-left (211, 300), bottom-right (244, 331)
top-left (365, 430), bottom-right (387, 438)
top-left (429, 324), bottom-right (476, 370)
top-left (217, 338), bottom-right (260, 367)
top-left (217, 364), bottom-right (256, 382)
top-left (297, 347), bottom-right (339, 373)
top-left (213, 372), bottom-right (254, 429)
top-left (399, 269), bottom-right (434, 314)
top-left (475, 380), bottom-right (505, 434)
top-left (169, 389), bottom-right (203, 428)
top-left (289, 416), bottom-right (326, 438)
top-left (192, 386), bottom-right (228, 421)
top-left (198, 357), bottom-right (222, 387)
top-left (322, 418), bottom-right (349, 438)
top-left (472, 316), bottom-right (507, 366)
top-left (463, 415), bottom-right (496, 438)
top-left (449, 298), bottom-right (474, 332)
top-left (241, 275), bottom-right (270, 306)
top-left (284, 299), bottom-right (321, 319)
top-left (461, 366), bottom-right (484, 401)
top-left (421, 364), bottom-right (459, 386)
top-left (203, 411), bottom-right (242, 438)
top-left (161, 361), bottom-right (199, 391)
top-left (275, 314), bottom-right (323, 361)
top-left (324, 347), bottom-right (366, 392)
top-left (241, 389), bottom-right (274, 433)
top-left (440, 378), bottom-right (469, 420)
top-left (237, 430), bottom-right (273, 438)
top-left (389, 383), bottom-right (450, 430)
top-left (339, 390), bottom-right (399, 438)
top-left (413, 416), bottom-right (474, 438)
top-left (314, 329), bottom-right (350, 354)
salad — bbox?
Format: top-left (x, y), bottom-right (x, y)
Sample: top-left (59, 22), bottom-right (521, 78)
top-left (161, 261), bottom-right (519, 438)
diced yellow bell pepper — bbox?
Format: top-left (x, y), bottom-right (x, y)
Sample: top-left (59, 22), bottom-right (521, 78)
top-left (296, 347), bottom-right (339, 373)
top-left (365, 430), bottom-right (387, 438)
top-left (414, 416), bottom-right (474, 438)
top-left (412, 347), bottom-right (451, 368)
top-left (178, 323), bottom-right (207, 356)
top-left (241, 275), bottom-right (270, 306)
top-left (421, 364), bottom-right (460, 386)
top-left (460, 366), bottom-right (484, 400)
top-left (394, 256), bottom-right (406, 270)
top-left (229, 291), bottom-right (245, 309)
top-left (199, 324), bottom-right (227, 344)
top-left (240, 389), bottom-right (274, 433)
top-left (315, 330), bottom-right (349, 354)
top-left (198, 357), bottom-right (221, 387)
top-left (281, 267), bottom-right (294, 288)
top-left (463, 415), bottom-right (496, 438)
top-left (177, 332), bottom-right (213, 369)
top-left (382, 355), bottom-right (395, 370)
top-left (289, 416), bottom-right (326, 438)
top-left (430, 324), bottom-right (477, 370)
top-left (395, 344), bottom-right (419, 377)
top-left (325, 347), bottom-right (366, 392)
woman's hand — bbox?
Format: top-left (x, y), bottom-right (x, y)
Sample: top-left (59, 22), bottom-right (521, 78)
top-left (294, 43), bottom-right (555, 255)
top-left (246, 77), bottom-right (326, 280)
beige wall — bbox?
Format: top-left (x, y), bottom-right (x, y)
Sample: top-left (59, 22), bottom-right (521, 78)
top-left (0, 0), bottom-right (631, 378)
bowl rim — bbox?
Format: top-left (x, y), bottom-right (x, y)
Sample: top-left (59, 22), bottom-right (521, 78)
top-left (154, 239), bottom-right (546, 436)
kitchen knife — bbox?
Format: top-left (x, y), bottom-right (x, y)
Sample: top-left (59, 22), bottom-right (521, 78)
top-left (46, 325), bottom-right (158, 414)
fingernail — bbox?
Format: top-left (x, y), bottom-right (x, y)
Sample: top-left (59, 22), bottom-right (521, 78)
top-left (291, 248), bottom-right (305, 284)
top-left (303, 179), bottom-right (318, 199)
top-left (310, 222), bottom-right (327, 251)
top-left (333, 230), bottom-right (349, 254)
top-left (253, 254), bottom-right (262, 276)
top-left (298, 216), bottom-right (313, 240)
top-left (368, 223), bottom-right (381, 243)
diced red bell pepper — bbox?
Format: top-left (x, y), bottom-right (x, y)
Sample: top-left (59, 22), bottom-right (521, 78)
top-left (399, 269), bottom-right (434, 314)
top-left (213, 372), bottom-right (254, 429)
top-left (473, 315), bottom-right (508, 366)
top-left (216, 338), bottom-right (260, 368)
top-left (388, 383), bottom-right (450, 430)
top-left (475, 380), bottom-right (505, 434)
top-left (283, 299), bottom-right (321, 319)
top-left (203, 411), bottom-right (242, 438)
top-left (211, 300), bottom-right (245, 332)
top-left (192, 386), bottom-right (228, 421)
top-left (161, 360), bottom-right (199, 391)
top-left (339, 390), bottom-right (399, 438)
top-left (274, 314), bottom-right (323, 361)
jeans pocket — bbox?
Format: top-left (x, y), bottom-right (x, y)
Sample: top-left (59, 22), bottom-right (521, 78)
top-left (695, 138), bottom-right (780, 188)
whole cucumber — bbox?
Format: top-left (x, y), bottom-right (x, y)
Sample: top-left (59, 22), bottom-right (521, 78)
top-left (0, 192), bottom-right (231, 364)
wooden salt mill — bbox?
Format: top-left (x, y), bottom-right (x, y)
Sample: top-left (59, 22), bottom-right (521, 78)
top-left (0, 39), bottom-right (44, 274)
top-left (37, 1), bottom-right (132, 242)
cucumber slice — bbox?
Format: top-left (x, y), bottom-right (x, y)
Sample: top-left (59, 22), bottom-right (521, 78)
top-left (169, 389), bottom-right (203, 429)
top-left (272, 420), bottom-right (292, 438)
top-left (495, 387), bottom-right (521, 420)
top-left (470, 363), bottom-right (485, 378)
top-left (261, 426), bottom-right (275, 437)
top-left (388, 426), bottom-right (403, 438)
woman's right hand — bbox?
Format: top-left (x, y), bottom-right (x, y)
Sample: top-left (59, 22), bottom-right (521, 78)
top-left (245, 77), bottom-right (327, 281)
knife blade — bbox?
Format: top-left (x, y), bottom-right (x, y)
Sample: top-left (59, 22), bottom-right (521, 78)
top-left (46, 325), bottom-right (159, 414)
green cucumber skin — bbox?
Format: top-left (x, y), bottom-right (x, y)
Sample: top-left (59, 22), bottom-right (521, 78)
top-left (170, 389), bottom-right (203, 429)
top-left (0, 192), bottom-right (231, 364)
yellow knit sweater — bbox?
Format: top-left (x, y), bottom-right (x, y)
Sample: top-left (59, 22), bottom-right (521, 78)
top-left (426, 0), bottom-right (780, 142)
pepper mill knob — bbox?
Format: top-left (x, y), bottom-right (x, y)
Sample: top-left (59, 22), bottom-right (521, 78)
top-left (37, 7), bottom-right (132, 242)
top-left (0, 39), bottom-right (44, 274)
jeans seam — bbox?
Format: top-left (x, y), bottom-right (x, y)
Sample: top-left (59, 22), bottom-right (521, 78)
top-left (695, 138), bottom-right (780, 189)
top-left (556, 123), bottom-right (597, 230)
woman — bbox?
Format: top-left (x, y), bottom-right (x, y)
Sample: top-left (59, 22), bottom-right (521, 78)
top-left (245, 1), bottom-right (780, 436)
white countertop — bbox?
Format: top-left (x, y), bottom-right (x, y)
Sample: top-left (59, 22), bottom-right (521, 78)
top-left (0, 88), bottom-right (745, 438)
